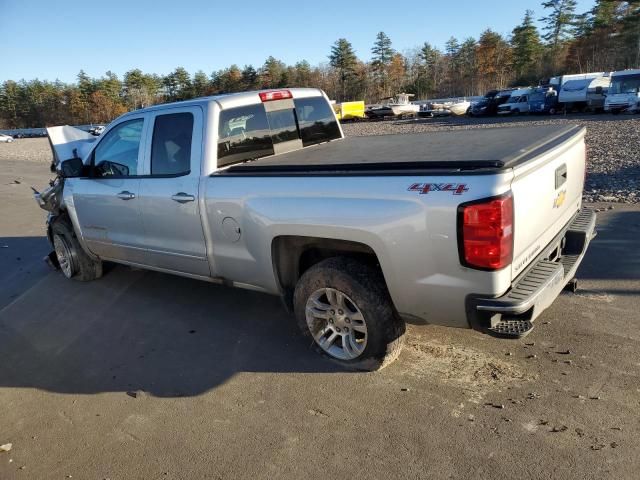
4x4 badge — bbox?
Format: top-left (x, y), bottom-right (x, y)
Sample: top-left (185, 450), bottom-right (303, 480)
top-left (408, 183), bottom-right (469, 195)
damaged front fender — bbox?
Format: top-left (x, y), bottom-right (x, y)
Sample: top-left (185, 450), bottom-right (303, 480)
top-left (33, 176), bottom-right (64, 215)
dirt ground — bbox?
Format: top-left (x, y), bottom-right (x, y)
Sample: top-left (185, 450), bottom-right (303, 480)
top-left (1, 136), bottom-right (639, 479)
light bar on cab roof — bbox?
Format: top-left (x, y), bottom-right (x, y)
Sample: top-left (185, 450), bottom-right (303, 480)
top-left (259, 90), bottom-right (293, 102)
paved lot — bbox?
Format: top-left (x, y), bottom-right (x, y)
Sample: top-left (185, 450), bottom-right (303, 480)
top-left (1, 140), bottom-right (639, 479)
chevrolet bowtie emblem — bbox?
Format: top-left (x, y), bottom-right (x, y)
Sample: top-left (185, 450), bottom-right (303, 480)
top-left (553, 190), bottom-right (566, 209)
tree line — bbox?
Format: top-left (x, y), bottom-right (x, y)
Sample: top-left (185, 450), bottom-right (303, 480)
top-left (1, 0), bottom-right (638, 129)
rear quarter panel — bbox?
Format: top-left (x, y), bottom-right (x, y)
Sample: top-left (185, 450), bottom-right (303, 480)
top-left (204, 172), bottom-right (513, 327)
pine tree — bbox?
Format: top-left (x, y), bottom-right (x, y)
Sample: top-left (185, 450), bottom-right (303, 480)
top-left (240, 65), bottom-right (258, 90)
top-left (476, 29), bottom-right (513, 92)
top-left (371, 32), bottom-right (394, 97)
top-left (541, 0), bottom-right (578, 47)
top-left (371, 31), bottom-right (394, 67)
top-left (193, 70), bottom-right (210, 97)
top-left (512, 10), bottom-right (544, 82)
top-left (619, 0), bottom-right (640, 67)
top-left (590, 0), bottom-right (621, 30)
top-left (329, 38), bottom-right (358, 101)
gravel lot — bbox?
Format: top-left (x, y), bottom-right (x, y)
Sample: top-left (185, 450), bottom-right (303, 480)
top-left (343, 114), bottom-right (640, 204)
top-left (0, 119), bottom-right (639, 479)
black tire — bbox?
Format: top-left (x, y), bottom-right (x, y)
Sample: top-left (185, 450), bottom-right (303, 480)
top-left (293, 257), bottom-right (405, 371)
top-left (50, 216), bottom-right (103, 281)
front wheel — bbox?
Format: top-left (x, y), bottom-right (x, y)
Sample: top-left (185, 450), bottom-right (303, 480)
top-left (293, 257), bottom-right (405, 371)
top-left (51, 216), bottom-right (103, 281)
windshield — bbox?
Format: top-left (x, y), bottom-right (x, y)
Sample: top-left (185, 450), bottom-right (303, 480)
top-left (610, 74), bottom-right (640, 94)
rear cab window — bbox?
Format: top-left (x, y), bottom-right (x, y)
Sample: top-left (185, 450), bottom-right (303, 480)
top-left (151, 112), bottom-right (194, 176)
top-left (217, 104), bottom-right (275, 167)
top-left (294, 96), bottom-right (341, 147)
top-left (217, 93), bottom-right (341, 168)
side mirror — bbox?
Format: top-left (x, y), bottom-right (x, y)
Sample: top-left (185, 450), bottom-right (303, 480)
top-left (595, 86), bottom-right (603, 95)
top-left (59, 157), bottom-right (85, 178)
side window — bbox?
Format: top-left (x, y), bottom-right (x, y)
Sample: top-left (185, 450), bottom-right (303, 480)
top-left (93, 119), bottom-right (143, 177)
top-left (294, 97), bottom-right (341, 147)
top-left (217, 104), bottom-right (274, 167)
top-left (151, 112), bottom-right (194, 176)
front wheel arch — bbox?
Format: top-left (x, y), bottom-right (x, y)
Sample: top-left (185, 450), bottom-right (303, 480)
top-left (50, 214), bottom-right (103, 281)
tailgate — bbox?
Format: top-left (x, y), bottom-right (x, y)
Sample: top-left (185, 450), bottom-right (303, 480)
top-left (510, 126), bottom-right (586, 280)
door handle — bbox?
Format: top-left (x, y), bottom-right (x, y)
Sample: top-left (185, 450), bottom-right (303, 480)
top-left (171, 192), bottom-right (196, 203)
top-left (117, 191), bottom-right (136, 200)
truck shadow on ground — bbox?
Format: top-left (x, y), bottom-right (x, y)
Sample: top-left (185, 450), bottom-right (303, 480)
top-left (0, 208), bottom-right (636, 397)
top-left (577, 209), bottom-right (640, 284)
top-left (0, 241), bottom-right (344, 397)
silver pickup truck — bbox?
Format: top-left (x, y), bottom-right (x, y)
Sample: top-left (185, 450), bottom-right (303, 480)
top-left (36, 88), bottom-right (596, 370)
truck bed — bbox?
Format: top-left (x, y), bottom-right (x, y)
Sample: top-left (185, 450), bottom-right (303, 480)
top-left (221, 125), bottom-right (584, 175)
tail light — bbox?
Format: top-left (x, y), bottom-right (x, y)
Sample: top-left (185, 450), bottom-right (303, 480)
top-left (458, 193), bottom-right (513, 270)
top-left (259, 90), bottom-right (292, 102)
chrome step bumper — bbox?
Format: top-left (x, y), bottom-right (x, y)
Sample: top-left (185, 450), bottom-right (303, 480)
top-left (468, 208), bottom-right (597, 338)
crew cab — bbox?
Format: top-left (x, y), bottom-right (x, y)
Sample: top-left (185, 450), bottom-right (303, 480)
top-left (36, 88), bottom-right (596, 370)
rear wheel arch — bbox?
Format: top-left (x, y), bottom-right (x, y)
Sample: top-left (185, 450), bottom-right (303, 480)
top-left (271, 236), bottom-right (386, 310)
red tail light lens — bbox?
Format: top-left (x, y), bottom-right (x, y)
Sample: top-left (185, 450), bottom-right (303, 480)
top-left (459, 193), bottom-right (513, 270)
top-left (259, 90), bottom-right (292, 102)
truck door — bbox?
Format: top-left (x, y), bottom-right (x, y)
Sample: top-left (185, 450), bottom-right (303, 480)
top-left (136, 106), bottom-right (210, 277)
top-left (71, 116), bottom-right (148, 263)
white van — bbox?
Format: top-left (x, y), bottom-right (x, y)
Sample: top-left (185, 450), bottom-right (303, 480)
top-left (605, 69), bottom-right (640, 114)
top-left (497, 88), bottom-right (533, 115)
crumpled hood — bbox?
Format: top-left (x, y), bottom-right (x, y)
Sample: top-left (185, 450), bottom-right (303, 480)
top-left (47, 125), bottom-right (96, 165)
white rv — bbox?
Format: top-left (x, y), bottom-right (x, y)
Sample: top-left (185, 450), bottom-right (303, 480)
top-left (605, 69), bottom-right (640, 114)
top-left (559, 74), bottom-right (611, 112)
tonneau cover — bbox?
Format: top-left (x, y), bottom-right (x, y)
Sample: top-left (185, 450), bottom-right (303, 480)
top-left (223, 125), bottom-right (584, 173)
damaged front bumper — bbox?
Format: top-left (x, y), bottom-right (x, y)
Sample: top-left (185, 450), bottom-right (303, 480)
top-left (466, 208), bottom-right (597, 338)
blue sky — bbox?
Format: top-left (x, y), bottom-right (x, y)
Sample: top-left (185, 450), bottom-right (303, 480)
top-left (1, 0), bottom-right (595, 83)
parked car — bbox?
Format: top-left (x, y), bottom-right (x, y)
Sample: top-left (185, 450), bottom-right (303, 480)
top-left (89, 125), bottom-right (106, 136)
top-left (529, 87), bottom-right (559, 114)
top-left (497, 88), bottom-right (533, 115)
top-left (0, 134), bottom-right (14, 143)
top-left (35, 88), bottom-right (596, 370)
top-left (469, 89), bottom-right (513, 116)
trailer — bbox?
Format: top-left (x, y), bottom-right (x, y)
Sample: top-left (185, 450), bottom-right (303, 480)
top-left (332, 100), bottom-right (366, 121)
top-left (558, 74), bottom-right (611, 112)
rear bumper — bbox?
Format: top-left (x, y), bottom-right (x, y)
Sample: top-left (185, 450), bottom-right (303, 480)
top-left (466, 207), bottom-right (596, 338)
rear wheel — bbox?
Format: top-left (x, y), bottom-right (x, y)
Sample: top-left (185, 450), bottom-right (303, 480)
top-left (293, 257), bottom-right (405, 371)
top-left (51, 216), bottom-right (103, 281)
